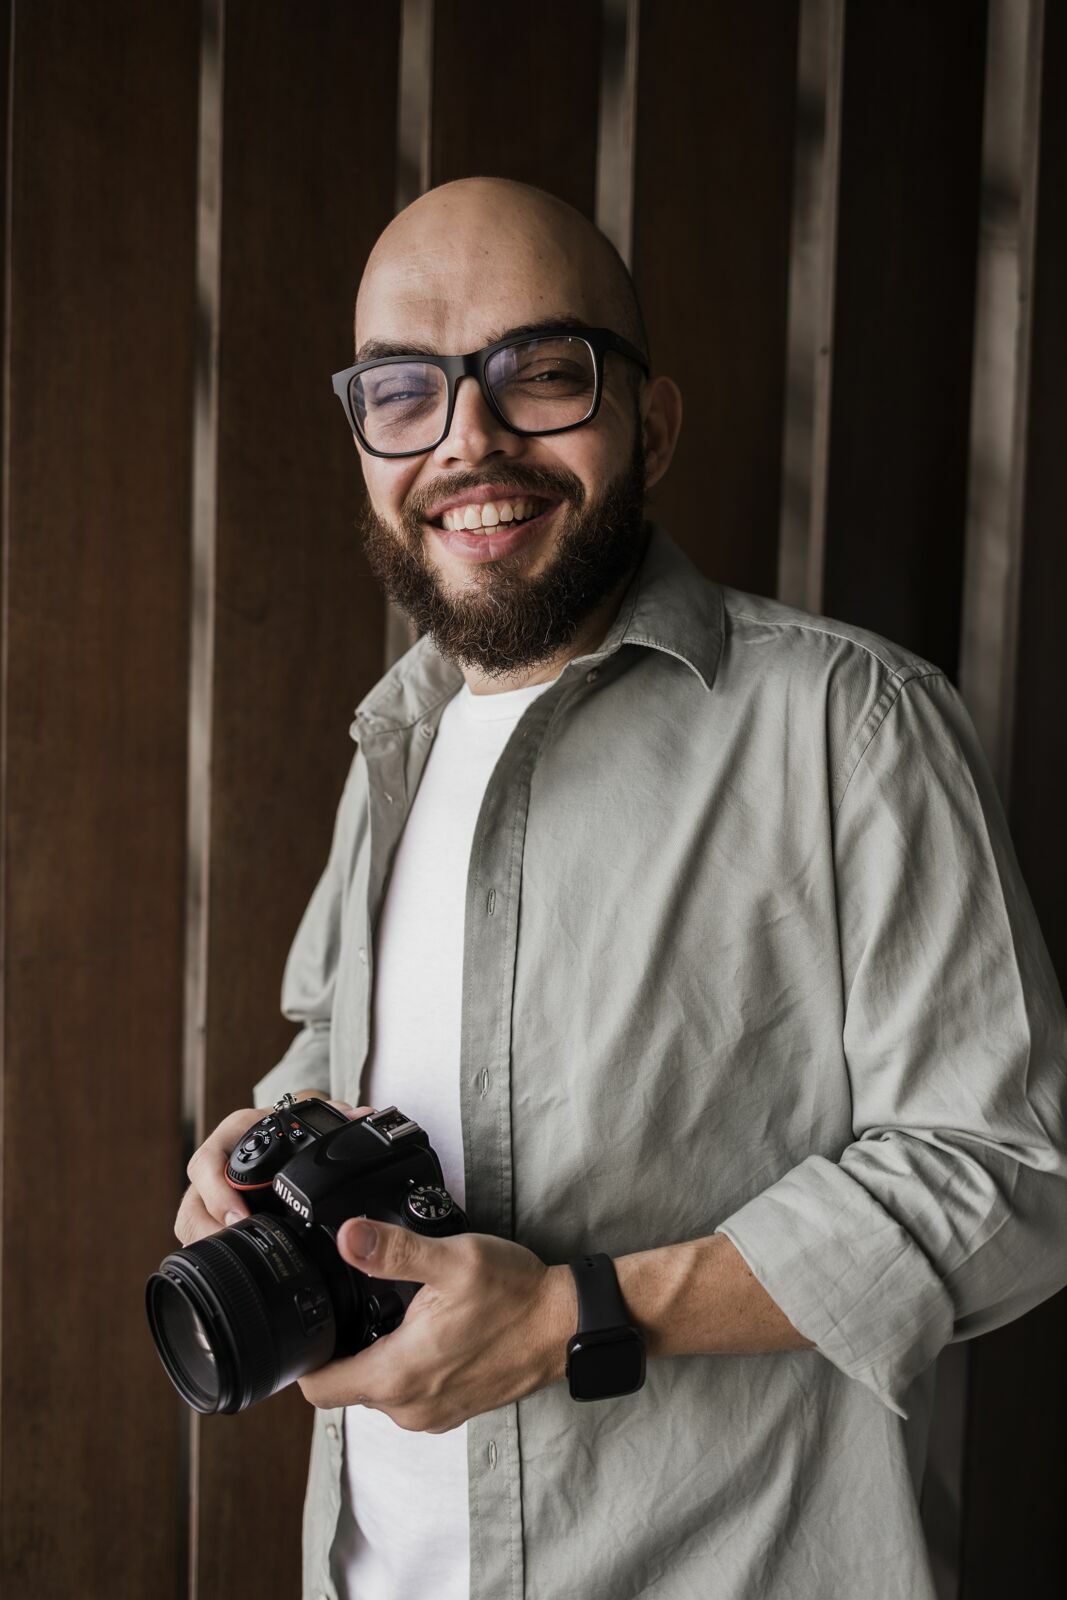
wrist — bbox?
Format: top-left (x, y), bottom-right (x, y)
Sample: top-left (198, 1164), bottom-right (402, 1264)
top-left (564, 1252), bottom-right (647, 1400)
top-left (537, 1263), bottom-right (578, 1385)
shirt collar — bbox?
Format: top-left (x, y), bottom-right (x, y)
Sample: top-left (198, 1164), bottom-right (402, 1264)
top-left (350, 522), bottom-right (724, 737)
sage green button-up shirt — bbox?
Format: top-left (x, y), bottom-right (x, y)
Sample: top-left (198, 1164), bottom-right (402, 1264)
top-left (254, 524), bottom-right (1067, 1600)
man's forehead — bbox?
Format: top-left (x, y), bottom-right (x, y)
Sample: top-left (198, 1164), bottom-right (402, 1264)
top-left (354, 234), bottom-right (606, 357)
top-left (355, 312), bottom-right (599, 363)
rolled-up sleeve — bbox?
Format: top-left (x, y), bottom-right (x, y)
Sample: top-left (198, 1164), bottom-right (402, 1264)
top-left (252, 746), bottom-right (363, 1109)
top-left (717, 671), bottom-right (1067, 1416)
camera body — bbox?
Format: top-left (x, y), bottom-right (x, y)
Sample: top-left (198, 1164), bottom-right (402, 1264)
top-left (228, 1094), bottom-right (464, 1241)
top-left (146, 1095), bottom-right (467, 1414)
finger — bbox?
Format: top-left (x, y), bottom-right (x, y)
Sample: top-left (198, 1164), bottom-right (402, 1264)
top-left (174, 1185), bottom-right (230, 1246)
top-left (298, 1341), bottom-right (393, 1411)
top-left (186, 1107), bottom-right (264, 1225)
top-left (336, 1217), bottom-right (467, 1289)
top-left (185, 1103), bottom-right (376, 1233)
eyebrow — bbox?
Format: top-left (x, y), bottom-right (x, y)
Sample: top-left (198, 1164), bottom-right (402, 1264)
top-left (354, 314), bottom-right (595, 364)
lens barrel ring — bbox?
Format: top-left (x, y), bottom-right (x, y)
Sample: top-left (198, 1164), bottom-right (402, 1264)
top-left (193, 1234), bottom-right (279, 1409)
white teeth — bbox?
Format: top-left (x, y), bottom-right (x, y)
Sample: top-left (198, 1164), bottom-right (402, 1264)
top-left (439, 497), bottom-right (544, 531)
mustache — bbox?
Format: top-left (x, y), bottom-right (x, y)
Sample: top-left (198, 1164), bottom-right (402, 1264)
top-left (404, 463), bottom-right (586, 524)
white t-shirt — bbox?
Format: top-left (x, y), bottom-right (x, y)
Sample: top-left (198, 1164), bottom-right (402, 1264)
top-left (332, 672), bottom-right (557, 1600)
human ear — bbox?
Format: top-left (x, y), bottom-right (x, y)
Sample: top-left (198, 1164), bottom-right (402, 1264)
top-left (640, 375), bottom-right (683, 490)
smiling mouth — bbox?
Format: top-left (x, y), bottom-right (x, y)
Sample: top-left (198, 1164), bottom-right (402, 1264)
top-left (425, 494), bottom-right (558, 532)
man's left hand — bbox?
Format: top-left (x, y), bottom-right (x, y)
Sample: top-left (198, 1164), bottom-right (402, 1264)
top-left (297, 1218), bottom-right (576, 1432)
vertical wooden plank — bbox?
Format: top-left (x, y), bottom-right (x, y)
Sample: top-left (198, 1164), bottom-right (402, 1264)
top-left (921, 1344), bottom-right (969, 1600)
top-left (959, 0), bottom-right (1042, 787)
top-left (819, 1), bottom-right (987, 672)
top-left (911, 10), bottom-right (1026, 1584)
top-left (0, 0), bottom-right (9, 471)
top-left (961, 5), bottom-right (1067, 1590)
top-left (186, 5), bottom-right (223, 1587)
top-left (940, 6), bottom-right (1043, 1593)
top-left (777, 0), bottom-right (844, 611)
top-left (187, 0), bottom-right (224, 1193)
top-left (632, 1), bottom-right (799, 591)
top-left (431, 0), bottom-right (603, 216)
top-left (1002, 0), bottom-right (1065, 952)
top-left (396, 0), bottom-right (434, 214)
top-left (595, 0), bottom-right (639, 265)
top-left (189, 4), bottom-right (399, 1596)
top-left (385, 0), bottom-right (434, 670)
top-left (0, 3), bottom-right (199, 1597)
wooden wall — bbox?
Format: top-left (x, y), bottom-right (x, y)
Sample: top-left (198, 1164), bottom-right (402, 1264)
top-left (1, 3), bottom-right (1063, 1597)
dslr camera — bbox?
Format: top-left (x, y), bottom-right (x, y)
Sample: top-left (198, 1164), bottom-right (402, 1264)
top-left (146, 1094), bottom-right (467, 1414)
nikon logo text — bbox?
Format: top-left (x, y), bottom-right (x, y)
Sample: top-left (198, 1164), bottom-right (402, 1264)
top-left (274, 1178), bottom-right (310, 1219)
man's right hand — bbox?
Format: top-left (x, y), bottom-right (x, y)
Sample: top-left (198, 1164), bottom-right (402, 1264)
top-left (174, 1094), bottom-right (372, 1246)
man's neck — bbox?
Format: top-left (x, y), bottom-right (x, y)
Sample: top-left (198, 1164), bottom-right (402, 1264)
top-left (461, 576), bottom-right (631, 696)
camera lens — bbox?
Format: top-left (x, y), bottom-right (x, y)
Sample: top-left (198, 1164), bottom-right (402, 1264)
top-left (149, 1278), bottom-right (223, 1410)
top-left (146, 1214), bottom-right (349, 1414)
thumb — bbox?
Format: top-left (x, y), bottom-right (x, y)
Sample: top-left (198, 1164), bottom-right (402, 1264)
top-left (337, 1216), bottom-right (457, 1286)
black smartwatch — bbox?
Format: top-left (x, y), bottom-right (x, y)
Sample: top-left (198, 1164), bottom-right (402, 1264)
top-left (566, 1253), bottom-right (646, 1401)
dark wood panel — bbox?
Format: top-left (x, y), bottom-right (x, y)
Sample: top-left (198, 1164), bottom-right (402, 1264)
top-left (963, 8), bottom-right (1067, 1595)
top-left (1009, 1), bottom-right (1067, 984)
top-left (431, 0), bottom-right (603, 215)
top-left (0, 3), bottom-right (200, 1596)
top-left (963, 1297), bottom-right (1067, 1599)
top-left (192, 4), bottom-right (400, 1595)
top-left (633, 0), bottom-right (799, 592)
top-left (821, 1), bottom-right (987, 674)
top-left (0, 0), bottom-right (8, 479)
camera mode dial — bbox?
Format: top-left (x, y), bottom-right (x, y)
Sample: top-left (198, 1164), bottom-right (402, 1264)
top-left (226, 1112), bottom-right (288, 1188)
top-left (403, 1184), bottom-right (455, 1233)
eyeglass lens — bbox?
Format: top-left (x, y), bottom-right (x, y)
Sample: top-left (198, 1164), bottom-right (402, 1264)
top-left (350, 335), bottom-right (597, 454)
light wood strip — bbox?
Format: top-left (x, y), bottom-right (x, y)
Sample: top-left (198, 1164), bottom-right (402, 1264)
top-left (959, 0), bottom-right (1044, 795)
top-left (385, 0), bottom-right (436, 670)
top-left (595, 0), bottom-right (640, 267)
top-left (777, 0), bottom-right (844, 612)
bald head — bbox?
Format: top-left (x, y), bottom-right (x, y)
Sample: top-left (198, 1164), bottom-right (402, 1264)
top-left (354, 176), bottom-right (647, 369)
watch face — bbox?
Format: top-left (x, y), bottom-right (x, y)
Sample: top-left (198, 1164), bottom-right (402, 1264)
top-left (567, 1331), bottom-right (645, 1401)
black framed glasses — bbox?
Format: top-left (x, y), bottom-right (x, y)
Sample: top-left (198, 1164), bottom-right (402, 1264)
top-left (331, 326), bottom-right (650, 459)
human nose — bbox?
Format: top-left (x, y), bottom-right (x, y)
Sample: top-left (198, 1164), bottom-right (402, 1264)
top-left (431, 374), bottom-right (523, 469)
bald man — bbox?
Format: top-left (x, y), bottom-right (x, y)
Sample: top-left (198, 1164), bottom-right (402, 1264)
top-left (177, 178), bottom-right (1067, 1600)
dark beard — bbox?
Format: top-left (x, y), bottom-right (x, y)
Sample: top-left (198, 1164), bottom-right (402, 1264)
top-left (358, 427), bottom-right (649, 679)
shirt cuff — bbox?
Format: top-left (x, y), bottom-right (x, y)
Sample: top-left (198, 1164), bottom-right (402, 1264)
top-left (715, 1154), bottom-right (955, 1417)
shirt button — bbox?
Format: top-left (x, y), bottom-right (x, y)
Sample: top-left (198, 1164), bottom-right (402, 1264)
top-left (421, 723), bottom-right (434, 738)
top-left (358, 946), bottom-right (367, 964)
top-left (586, 667), bottom-right (600, 683)
top-left (486, 888), bottom-right (496, 915)
top-left (383, 792), bottom-right (393, 804)
top-left (487, 1439), bottom-right (498, 1469)
top-left (325, 1423), bottom-right (339, 1441)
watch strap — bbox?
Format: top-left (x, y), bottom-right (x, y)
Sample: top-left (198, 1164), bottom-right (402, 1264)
top-left (568, 1252), bottom-right (631, 1333)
